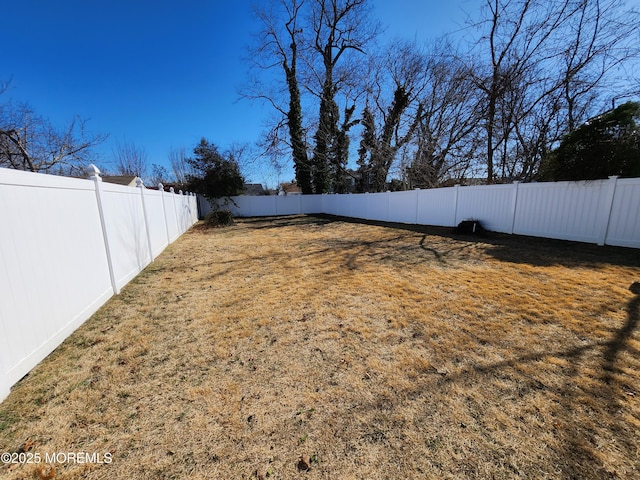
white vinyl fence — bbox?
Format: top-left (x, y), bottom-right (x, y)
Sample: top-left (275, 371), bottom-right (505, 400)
top-left (203, 176), bottom-right (640, 249)
top-left (0, 167), bottom-right (198, 402)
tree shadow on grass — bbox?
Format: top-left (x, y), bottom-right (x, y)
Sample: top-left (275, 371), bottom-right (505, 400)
top-left (557, 286), bottom-right (640, 478)
top-left (313, 214), bottom-right (640, 269)
top-left (231, 214), bottom-right (640, 475)
top-left (195, 215), bottom-right (640, 476)
top-left (420, 284), bottom-right (640, 478)
top-left (236, 214), bottom-right (334, 230)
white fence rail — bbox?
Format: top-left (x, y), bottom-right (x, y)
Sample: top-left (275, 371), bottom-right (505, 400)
top-left (0, 167), bottom-right (198, 402)
top-left (203, 176), bottom-right (640, 249)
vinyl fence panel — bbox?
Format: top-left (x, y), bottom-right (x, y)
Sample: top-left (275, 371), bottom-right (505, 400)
top-left (416, 187), bottom-right (458, 227)
top-left (366, 192), bottom-right (390, 222)
top-left (248, 195), bottom-right (276, 216)
top-left (300, 194), bottom-right (324, 214)
top-left (349, 193), bottom-right (369, 220)
top-left (323, 194), bottom-right (340, 216)
top-left (0, 167), bottom-right (197, 403)
top-left (605, 178), bottom-right (640, 248)
top-left (142, 188), bottom-right (171, 258)
top-left (456, 184), bottom-right (517, 233)
top-left (216, 176), bottom-right (638, 248)
top-left (275, 195), bottom-right (301, 215)
top-left (388, 190), bottom-right (419, 224)
top-left (513, 180), bottom-right (608, 243)
top-left (0, 171), bottom-right (113, 392)
top-left (162, 189), bottom-right (181, 242)
top-left (100, 182), bottom-right (152, 289)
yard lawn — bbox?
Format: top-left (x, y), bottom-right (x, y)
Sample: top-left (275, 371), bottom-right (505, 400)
top-left (1, 214), bottom-right (639, 479)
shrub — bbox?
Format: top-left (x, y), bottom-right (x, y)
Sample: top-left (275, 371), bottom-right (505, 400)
top-left (206, 210), bottom-right (234, 227)
top-left (454, 219), bottom-right (485, 235)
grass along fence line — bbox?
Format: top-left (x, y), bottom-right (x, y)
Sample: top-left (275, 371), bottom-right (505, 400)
top-left (0, 215), bottom-right (639, 479)
top-left (206, 176), bottom-right (640, 249)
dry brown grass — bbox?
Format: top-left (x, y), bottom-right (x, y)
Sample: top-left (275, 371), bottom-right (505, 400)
top-left (1, 214), bottom-right (639, 479)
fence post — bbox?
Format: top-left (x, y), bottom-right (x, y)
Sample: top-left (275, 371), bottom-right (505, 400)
top-left (191, 193), bottom-right (198, 224)
top-left (170, 187), bottom-right (179, 239)
top-left (598, 175), bottom-right (619, 246)
top-left (178, 190), bottom-right (185, 234)
top-left (137, 179), bottom-right (155, 262)
top-left (453, 184), bottom-right (461, 226)
top-left (510, 181), bottom-right (520, 234)
top-left (88, 164), bottom-right (119, 295)
top-left (386, 191), bottom-right (391, 222)
top-left (158, 184), bottom-right (172, 245)
top-left (414, 188), bottom-right (420, 224)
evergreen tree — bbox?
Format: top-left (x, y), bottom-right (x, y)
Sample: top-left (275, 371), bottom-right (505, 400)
top-left (186, 138), bottom-right (245, 199)
top-left (356, 104), bottom-right (377, 192)
top-left (538, 101), bottom-right (640, 181)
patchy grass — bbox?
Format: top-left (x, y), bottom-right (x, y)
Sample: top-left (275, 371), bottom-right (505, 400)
top-left (1, 214), bottom-right (639, 479)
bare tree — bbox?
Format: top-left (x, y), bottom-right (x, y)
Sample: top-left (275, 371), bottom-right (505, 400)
top-left (247, 0), bottom-right (313, 192)
top-left (468, 0), bottom-right (560, 183)
top-left (149, 163), bottom-right (170, 187)
top-left (468, 0), bottom-right (639, 183)
top-left (169, 146), bottom-right (192, 187)
top-left (356, 40), bottom-right (426, 191)
top-left (407, 45), bottom-right (482, 188)
top-left (308, 0), bottom-right (380, 193)
top-left (246, 0), bottom-right (379, 193)
top-left (113, 140), bottom-right (148, 178)
top-left (556, 0), bottom-right (639, 132)
top-left (0, 99), bottom-right (106, 175)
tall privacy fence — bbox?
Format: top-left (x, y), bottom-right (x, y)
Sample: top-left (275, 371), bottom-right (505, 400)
top-left (203, 176), bottom-right (640, 249)
top-left (0, 167), bottom-right (198, 402)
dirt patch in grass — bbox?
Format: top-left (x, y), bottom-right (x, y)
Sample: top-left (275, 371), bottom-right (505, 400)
top-left (1, 214), bottom-right (639, 479)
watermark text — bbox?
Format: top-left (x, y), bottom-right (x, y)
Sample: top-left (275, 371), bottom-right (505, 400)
top-left (1, 451), bottom-right (112, 465)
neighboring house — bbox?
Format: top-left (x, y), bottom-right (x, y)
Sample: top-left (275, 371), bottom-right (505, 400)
top-left (101, 175), bottom-right (141, 187)
top-left (278, 182), bottom-right (302, 195)
top-left (243, 183), bottom-right (268, 196)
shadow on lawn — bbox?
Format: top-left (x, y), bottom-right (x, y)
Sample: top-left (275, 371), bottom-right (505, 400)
top-left (246, 215), bottom-right (639, 476)
top-left (236, 215), bottom-right (334, 230)
top-left (557, 286), bottom-right (640, 478)
top-left (426, 284), bottom-right (640, 478)
top-left (216, 215), bottom-right (640, 476)
top-left (145, 216), bottom-right (638, 476)
top-left (308, 214), bottom-right (640, 269)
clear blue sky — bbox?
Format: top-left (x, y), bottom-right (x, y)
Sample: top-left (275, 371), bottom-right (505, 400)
top-left (3, 0), bottom-right (473, 186)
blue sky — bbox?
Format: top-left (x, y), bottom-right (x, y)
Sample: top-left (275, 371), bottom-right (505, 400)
top-left (3, 0), bottom-right (474, 186)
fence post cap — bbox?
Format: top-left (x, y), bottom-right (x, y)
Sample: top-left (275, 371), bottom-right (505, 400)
top-left (86, 164), bottom-right (102, 180)
top-left (136, 178), bottom-right (145, 188)
top-left (169, 187), bottom-right (175, 193)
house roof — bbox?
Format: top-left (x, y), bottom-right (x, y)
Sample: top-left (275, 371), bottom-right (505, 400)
top-left (280, 182), bottom-right (302, 194)
top-left (243, 183), bottom-right (267, 195)
top-left (101, 175), bottom-right (139, 187)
